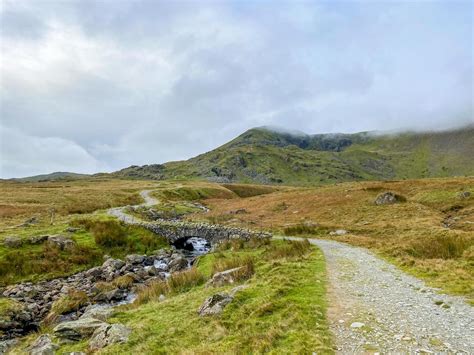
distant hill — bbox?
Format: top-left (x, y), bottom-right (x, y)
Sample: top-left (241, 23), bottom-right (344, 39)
top-left (112, 124), bottom-right (474, 185)
top-left (9, 172), bottom-right (90, 183)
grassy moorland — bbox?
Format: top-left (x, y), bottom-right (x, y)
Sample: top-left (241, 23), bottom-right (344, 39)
top-left (0, 178), bottom-right (157, 228)
top-left (196, 177), bottom-right (474, 302)
top-left (0, 179), bottom-right (171, 285)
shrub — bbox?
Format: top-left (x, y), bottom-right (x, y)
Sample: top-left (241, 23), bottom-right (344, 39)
top-left (133, 267), bottom-right (206, 306)
top-left (284, 224), bottom-right (317, 235)
top-left (168, 267), bottom-right (206, 293)
top-left (90, 220), bottom-right (127, 247)
top-left (134, 280), bottom-right (168, 306)
top-left (406, 234), bottom-right (473, 259)
top-left (0, 244), bottom-right (101, 284)
top-left (113, 275), bottom-right (135, 289)
top-left (266, 239), bottom-right (311, 259)
top-left (51, 290), bottom-right (89, 315)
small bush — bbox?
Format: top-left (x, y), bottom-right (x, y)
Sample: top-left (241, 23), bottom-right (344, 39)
top-left (266, 239), bottom-right (311, 259)
top-left (134, 280), bottom-right (168, 306)
top-left (113, 275), bottom-right (135, 289)
top-left (406, 234), bottom-right (472, 259)
top-left (133, 267), bottom-right (206, 306)
top-left (90, 220), bottom-right (127, 247)
top-left (51, 289), bottom-right (89, 315)
top-left (0, 244), bottom-right (101, 284)
top-left (168, 267), bottom-right (206, 293)
top-left (284, 224), bottom-right (318, 235)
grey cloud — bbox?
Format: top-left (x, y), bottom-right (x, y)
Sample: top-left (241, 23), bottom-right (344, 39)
top-left (0, 0), bottom-right (472, 178)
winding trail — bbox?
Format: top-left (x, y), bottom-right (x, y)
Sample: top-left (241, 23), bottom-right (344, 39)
top-left (108, 190), bottom-right (158, 223)
top-left (280, 237), bottom-right (474, 354)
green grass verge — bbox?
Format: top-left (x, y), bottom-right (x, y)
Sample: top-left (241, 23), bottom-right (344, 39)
top-left (53, 241), bottom-right (332, 354)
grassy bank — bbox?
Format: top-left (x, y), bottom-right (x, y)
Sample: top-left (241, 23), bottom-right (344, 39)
top-left (0, 217), bottom-right (168, 285)
top-left (49, 239), bottom-right (332, 354)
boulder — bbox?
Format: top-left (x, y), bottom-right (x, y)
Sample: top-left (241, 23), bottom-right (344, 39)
top-left (206, 267), bottom-right (244, 287)
top-left (374, 192), bottom-right (403, 205)
top-left (65, 227), bottom-right (80, 233)
top-left (89, 324), bottom-right (131, 350)
top-left (53, 317), bottom-right (107, 341)
top-left (93, 288), bottom-right (127, 303)
top-left (3, 236), bottom-right (23, 248)
top-left (27, 334), bottom-right (58, 355)
top-left (28, 235), bottom-right (49, 245)
top-left (198, 293), bottom-right (233, 316)
top-left (47, 235), bottom-right (76, 251)
top-left (458, 191), bottom-right (471, 200)
top-left (0, 339), bottom-right (18, 355)
top-left (168, 257), bottom-right (188, 272)
top-left (85, 267), bottom-right (103, 281)
top-left (125, 254), bottom-right (145, 264)
top-left (102, 258), bottom-right (125, 271)
top-left (80, 305), bottom-right (113, 322)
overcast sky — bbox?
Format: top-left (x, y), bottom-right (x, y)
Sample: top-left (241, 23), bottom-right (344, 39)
top-left (0, 0), bottom-right (472, 178)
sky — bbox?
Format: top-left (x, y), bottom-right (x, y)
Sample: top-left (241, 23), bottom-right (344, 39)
top-left (0, 0), bottom-right (472, 178)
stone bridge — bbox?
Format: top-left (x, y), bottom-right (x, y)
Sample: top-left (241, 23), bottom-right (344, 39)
top-left (138, 220), bottom-right (272, 245)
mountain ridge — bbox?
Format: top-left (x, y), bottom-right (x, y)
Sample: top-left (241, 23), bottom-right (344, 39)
top-left (8, 124), bottom-right (474, 185)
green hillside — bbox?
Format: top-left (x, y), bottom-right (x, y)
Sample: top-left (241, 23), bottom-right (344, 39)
top-left (113, 125), bottom-right (474, 185)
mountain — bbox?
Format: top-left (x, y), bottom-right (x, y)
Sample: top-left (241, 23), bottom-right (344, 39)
top-left (112, 124), bottom-right (474, 185)
top-left (8, 172), bottom-right (90, 183)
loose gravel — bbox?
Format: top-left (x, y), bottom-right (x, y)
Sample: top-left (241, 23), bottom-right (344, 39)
top-left (284, 237), bottom-right (474, 354)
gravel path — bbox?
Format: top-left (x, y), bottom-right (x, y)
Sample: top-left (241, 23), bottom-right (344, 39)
top-left (281, 237), bottom-right (474, 354)
top-left (108, 189), bottom-right (158, 223)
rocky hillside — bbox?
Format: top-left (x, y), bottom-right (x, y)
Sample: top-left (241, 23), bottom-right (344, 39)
top-left (112, 125), bottom-right (474, 185)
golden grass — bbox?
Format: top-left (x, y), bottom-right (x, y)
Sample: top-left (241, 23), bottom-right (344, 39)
top-left (0, 178), bottom-right (157, 228)
top-left (196, 177), bottom-right (474, 300)
top-left (133, 267), bottom-right (206, 306)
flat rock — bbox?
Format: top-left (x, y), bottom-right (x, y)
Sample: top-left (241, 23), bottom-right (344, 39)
top-left (53, 317), bottom-right (107, 341)
top-left (206, 267), bottom-right (243, 287)
top-left (80, 305), bottom-right (114, 322)
top-left (198, 293), bottom-right (233, 316)
top-left (125, 254), bottom-right (145, 264)
top-left (47, 235), bottom-right (76, 251)
top-left (89, 324), bottom-right (131, 350)
top-left (27, 334), bottom-right (58, 355)
top-left (3, 236), bottom-right (23, 248)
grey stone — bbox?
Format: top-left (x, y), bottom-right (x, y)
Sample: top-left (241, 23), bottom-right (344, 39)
top-left (3, 236), bottom-right (23, 248)
top-left (53, 317), bottom-right (107, 341)
top-left (102, 258), bottom-right (125, 270)
top-left (89, 324), bottom-right (131, 350)
top-left (47, 235), bottom-right (76, 251)
top-left (80, 305), bottom-right (114, 322)
top-left (28, 235), bottom-right (49, 245)
top-left (125, 254), bottom-right (145, 264)
top-left (206, 267), bottom-right (243, 287)
top-left (65, 227), bottom-right (80, 233)
top-left (198, 293), bottom-right (234, 316)
top-left (168, 257), bottom-right (188, 272)
top-left (374, 192), bottom-right (402, 205)
top-left (27, 334), bottom-right (58, 355)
